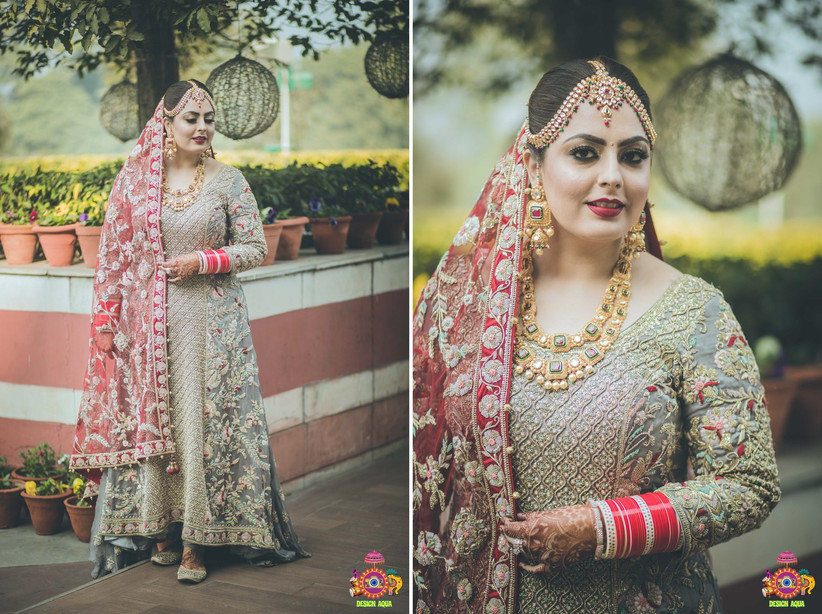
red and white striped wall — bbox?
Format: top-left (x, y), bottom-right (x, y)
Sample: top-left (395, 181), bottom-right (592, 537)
top-left (0, 245), bottom-right (409, 489)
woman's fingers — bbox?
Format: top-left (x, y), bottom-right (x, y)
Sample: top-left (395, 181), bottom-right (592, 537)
top-left (519, 561), bottom-right (548, 573)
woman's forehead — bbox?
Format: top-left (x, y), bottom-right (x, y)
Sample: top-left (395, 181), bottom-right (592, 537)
top-left (560, 102), bottom-right (647, 144)
top-left (178, 96), bottom-right (215, 116)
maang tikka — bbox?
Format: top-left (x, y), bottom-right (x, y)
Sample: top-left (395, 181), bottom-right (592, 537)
top-left (525, 171), bottom-right (554, 255)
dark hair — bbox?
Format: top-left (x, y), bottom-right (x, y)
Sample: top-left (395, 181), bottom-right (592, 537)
top-left (163, 79), bottom-right (214, 116)
top-left (527, 56), bottom-right (652, 162)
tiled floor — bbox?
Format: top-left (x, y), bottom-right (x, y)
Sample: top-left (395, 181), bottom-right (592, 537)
top-left (0, 444), bottom-right (409, 614)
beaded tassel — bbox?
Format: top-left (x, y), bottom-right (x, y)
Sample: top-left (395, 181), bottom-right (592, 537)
top-left (166, 455), bottom-right (180, 475)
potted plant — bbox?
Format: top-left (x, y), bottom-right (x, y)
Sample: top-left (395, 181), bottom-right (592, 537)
top-left (341, 162), bottom-right (389, 250)
top-left (259, 206), bottom-right (287, 266)
top-left (64, 473), bottom-right (96, 542)
top-left (0, 456), bottom-right (25, 529)
top-left (0, 171), bottom-right (41, 265)
top-left (305, 197), bottom-right (351, 255)
top-left (376, 189), bottom-right (409, 245)
top-left (34, 201), bottom-right (80, 267)
top-left (73, 190), bottom-right (108, 268)
top-left (754, 335), bottom-right (795, 452)
top-left (11, 442), bottom-right (62, 483)
top-left (21, 478), bottom-right (72, 535)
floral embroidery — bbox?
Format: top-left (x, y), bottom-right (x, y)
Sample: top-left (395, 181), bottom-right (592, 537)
top-left (415, 531), bottom-right (443, 566)
top-left (494, 258), bottom-right (514, 282)
top-left (450, 508), bottom-right (489, 555)
top-left (454, 216), bottom-right (481, 246)
top-left (485, 597), bottom-right (505, 614)
top-left (482, 429), bottom-right (503, 453)
top-left (479, 395), bottom-right (500, 418)
top-left (493, 563), bottom-right (511, 589)
top-left (483, 325), bottom-right (504, 349)
top-left (457, 578), bottom-right (474, 601)
top-left (444, 373), bottom-right (473, 397)
top-left (481, 359), bottom-right (505, 384)
top-left (414, 436), bottom-right (452, 510)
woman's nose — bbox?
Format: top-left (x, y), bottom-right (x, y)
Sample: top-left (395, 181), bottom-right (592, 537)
top-left (598, 150), bottom-right (623, 189)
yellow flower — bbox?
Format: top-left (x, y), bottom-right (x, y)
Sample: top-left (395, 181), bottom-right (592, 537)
top-left (385, 197), bottom-right (400, 210)
top-left (72, 477), bottom-right (84, 496)
top-left (25, 481), bottom-right (36, 495)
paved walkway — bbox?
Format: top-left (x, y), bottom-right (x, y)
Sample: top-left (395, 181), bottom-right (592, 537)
top-left (0, 444), bottom-right (409, 614)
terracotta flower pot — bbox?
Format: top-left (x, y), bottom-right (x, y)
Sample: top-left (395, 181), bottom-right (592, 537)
top-left (276, 216), bottom-right (309, 261)
top-left (34, 224), bottom-right (78, 266)
top-left (21, 487), bottom-right (72, 535)
top-left (261, 223), bottom-right (284, 266)
top-left (10, 468), bottom-right (62, 484)
top-left (0, 224), bottom-right (39, 265)
top-left (75, 224), bottom-right (103, 268)
top-left (65, 496), bottom-right (97, 542)
top-left (347, 211), bottom-right (384, 249)
top-left (784, 365), bottom-right (822, 442)
top-left (309, 216), bottom-right (352, 255)
top-left (376, 210), bottom-right (408, 245)
top-left (762, 377), bottom-right (798, 452)
top-left (0, 481), bottom-right (25, 529)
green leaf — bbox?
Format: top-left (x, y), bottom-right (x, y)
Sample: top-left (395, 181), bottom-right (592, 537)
top-left (126, 30), bottom-right (144, 41)
top-left (99, 7), bottom-right (109, 24)
top-left (81, 31), bottom-right (93, 52)
top-left (104, 35), bottom-right (119, 52)
top-left (35, 0), bottom-right (45, 14)
top-left (25, 0), bottom-right (35, 14)
top-left (196, 8), bottom-right (210, 33)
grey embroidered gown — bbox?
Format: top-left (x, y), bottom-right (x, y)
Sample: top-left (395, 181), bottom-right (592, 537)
top-left (508, 275), bottom-right (779, 613)
top-left (90, 164), bottom-right (308, 577)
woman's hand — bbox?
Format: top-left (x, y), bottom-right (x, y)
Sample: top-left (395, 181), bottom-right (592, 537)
top-left (157, 253), bottom-right (200, 283)
top-left (500, 505), bottom-right (597, 574)
top-left (95, 331), bottom-right (115, 356)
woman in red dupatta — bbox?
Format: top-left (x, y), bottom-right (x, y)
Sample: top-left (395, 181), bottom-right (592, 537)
top-left (412, 57), bottom-right (779, 613)
top-left (71, 80), bottom-right (309, 582)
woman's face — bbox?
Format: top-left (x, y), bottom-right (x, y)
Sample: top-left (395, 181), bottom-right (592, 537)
top-left (164, 95), bottom-right (215, 158)
top-left (526, 101), bottom-right (652, 246)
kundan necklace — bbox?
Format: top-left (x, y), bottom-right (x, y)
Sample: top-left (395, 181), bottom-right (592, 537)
top-left (162, 156), bottom-right (206, 212)
top-left (514, 246), bottom-right (632, 392)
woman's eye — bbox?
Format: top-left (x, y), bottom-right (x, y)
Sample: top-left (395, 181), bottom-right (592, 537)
top-left (185, 118), bottom-right (196, 124)
top-left (622, 149), bottom-right (649, 165)
top-left (205, 119), bottom-right (215, 124)
top-left (570, 146), bottom-right (598, 161)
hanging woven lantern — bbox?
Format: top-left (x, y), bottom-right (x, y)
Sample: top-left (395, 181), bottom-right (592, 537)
top-left (206, 55), bottom-right (280, 140)
top-left (99, 80), bottom-right (141, 142)
top-left (656, 55), bottom-right (801, 211)
top-left (364, 31), bottom-right (409, 99)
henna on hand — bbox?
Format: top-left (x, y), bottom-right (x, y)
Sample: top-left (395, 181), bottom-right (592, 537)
top-left (157, 253), bottom-right (200, 283)
top-left (500, 504), bottom-right (597, 574)
top-left (95, 331), bottom-right (115, 356)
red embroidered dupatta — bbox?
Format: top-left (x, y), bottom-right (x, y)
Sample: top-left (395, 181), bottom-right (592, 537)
top-left (70, 101), bottom-right (173, 476)
top-left (412, 125), bottom-right (663, 613)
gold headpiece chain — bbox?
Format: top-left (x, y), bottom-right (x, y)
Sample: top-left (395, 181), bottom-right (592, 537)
top-left (525, 60), bottom-right (657, 150)
top-left (165, 80), bottom-right (216, 117)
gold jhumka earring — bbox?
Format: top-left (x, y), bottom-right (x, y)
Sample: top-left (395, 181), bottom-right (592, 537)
top-left (525, 171), bottom-right (554, 255)
top-left (164, 129), bottom-right (177, 159)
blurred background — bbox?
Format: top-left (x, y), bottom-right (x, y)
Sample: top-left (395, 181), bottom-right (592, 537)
top-left (413, 0), bottom-right (822, 611)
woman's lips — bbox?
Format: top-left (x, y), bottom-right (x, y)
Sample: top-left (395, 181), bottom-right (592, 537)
top-left (586, 202), bottom-right (625, 218)
top-left (193, 137), bottom-right (206, 144)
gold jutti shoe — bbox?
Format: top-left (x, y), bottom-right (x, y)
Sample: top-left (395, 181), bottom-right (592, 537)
top-left (151, 543), bottom-right (183, 566)
top-left (177, 564), bottom-right (207, 583)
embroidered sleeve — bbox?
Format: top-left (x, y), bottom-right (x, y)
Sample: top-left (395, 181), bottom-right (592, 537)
top-left (222, 171), bottom-right (267, 273)
top-left (657, 291), bottom-right (781, 558)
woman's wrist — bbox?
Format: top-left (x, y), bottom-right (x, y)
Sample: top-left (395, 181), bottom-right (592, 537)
top-left (196, 249), bottom-right (232, 274)
top-left (590, 493), bottom-right (683, 559)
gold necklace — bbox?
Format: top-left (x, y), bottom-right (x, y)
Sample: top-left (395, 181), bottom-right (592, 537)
top-left (162, 157), bottom-right (206, 212)
top-left (514, 248), bottom-right (632, 391)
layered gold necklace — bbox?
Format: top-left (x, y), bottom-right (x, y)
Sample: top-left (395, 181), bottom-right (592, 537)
top-left (514, 248), bottom-right (632, 391)
top-left (162, 157), bottom-right (206, 212)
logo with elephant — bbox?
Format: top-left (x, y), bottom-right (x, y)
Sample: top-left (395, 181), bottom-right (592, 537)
top-left (349, 550), bottom-right (403, 604)
top-left (761, 551), bottom-right (815, 601)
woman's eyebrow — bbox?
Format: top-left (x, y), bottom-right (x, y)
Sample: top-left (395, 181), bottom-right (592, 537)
top-left (181, 111), bottom-right (215, 116)
top-left (562, 133), bottom-right (650, 147)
